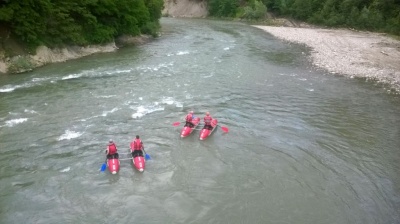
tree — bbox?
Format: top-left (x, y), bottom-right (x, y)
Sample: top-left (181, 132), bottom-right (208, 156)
top-left (290, 0), bottom-right (313, 20)
top-left (0, 0), bottom-right (164, 48)
top-left (208, 0), bottom-right (239, 17)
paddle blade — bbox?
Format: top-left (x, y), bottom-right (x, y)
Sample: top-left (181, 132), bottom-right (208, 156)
top-left (100, 163), bottom-right (107, 172)
top-left (221, 126), bottom-right (229, 133)
top-left (145, 154), bottom-right (151, 160)
top-left (173, 122), bottom-right (181, 126)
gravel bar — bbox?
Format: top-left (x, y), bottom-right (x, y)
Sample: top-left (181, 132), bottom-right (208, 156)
top-left (253, 26), bottom-right (400, 93)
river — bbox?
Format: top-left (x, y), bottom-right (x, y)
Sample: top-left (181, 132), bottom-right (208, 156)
top-left (0, 18), bottom-right (399, 224)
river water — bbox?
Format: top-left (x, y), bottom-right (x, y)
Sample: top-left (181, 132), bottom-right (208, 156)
top-left (0, 18), bottom-right (399, 224)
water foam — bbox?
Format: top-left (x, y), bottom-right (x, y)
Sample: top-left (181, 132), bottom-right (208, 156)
top-left (162, 97), bottom-right (175, 105)
top-left (137, 62), bottom-right (174, 73)
top-left (102, 108), bottom-right (119, 117)
top-left (176, 51), bottom-right (189, 55)
top-left (5, 118), bottom-right (28, 127)
top-left (0, 86), bottom-right (16, 92)
top-left (60, 167), bottom-right (71, 172)
top-left (131, 105), bottom-right (164, 119)
top-left (162, 97), bottom-right (183, 107)
top-left (108, 69), bottom-right (132, 74)
top-left (96, 95), bottom-right (116, 98)
top-left (24, 109), bottom-right (38, 114)
top-left (62, 74), bottom-right (82, 80)
top-left (0, 83), bottom-right (32, 93)
top-left (32, 77), bottom-right (51, 82)
top-left (58, 130), bottom-right (82, 141)
top-left (0, 67), bottom-right (130, 93)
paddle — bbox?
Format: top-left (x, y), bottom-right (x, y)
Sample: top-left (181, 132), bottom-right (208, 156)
top-left (143, 148), bottom-right (151, 160)
top-left (219, 125), bottom-right (229, 133)
top-left (100, 158), bottom-right (107, 172)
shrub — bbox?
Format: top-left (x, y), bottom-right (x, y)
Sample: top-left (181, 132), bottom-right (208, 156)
top-left (8, 56), bottom-right (34, 74)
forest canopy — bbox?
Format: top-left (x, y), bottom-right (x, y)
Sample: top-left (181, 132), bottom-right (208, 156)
top-left (208, 0), bottom-right (400, 35)
top-left (0, 0), bottom-right (164, 49)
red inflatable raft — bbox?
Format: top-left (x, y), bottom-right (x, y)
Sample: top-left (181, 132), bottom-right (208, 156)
top-left (180, 117), bottom-right (201, 137)
top-left (199, 119), bottom-right (218, 140)
top-left (107, 157), bottom-right (120, 174)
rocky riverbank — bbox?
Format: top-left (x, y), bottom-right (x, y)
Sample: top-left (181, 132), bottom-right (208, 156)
top-left (253, 26), bottom-right (400, 93)
top-left (0, 35), bottom-right (152, 74)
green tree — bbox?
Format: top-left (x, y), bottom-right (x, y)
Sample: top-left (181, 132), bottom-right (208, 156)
top-left (8, 0), bottom-right (49, 46)
top-left (0, 0), bottom-right (164, 49)
top-left (208, 0), bottom-right (239, 17)
top-left (386, 12), bottom-right (400, 35)
top-left (257, 0), bottom-right (400, 35)
top-left (241, 0), bottom-right (267, 19)
top-left (290, 0), bottom-right (313, 20)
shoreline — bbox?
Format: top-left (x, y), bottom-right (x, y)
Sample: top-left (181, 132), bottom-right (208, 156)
top-left (253, 26), bottom-right (400, 93)
top-left (0, 35), bottom-right (152, 74)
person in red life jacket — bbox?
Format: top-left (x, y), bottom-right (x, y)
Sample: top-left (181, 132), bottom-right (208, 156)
top-left (185, 111), bottom-right (195, 127)
top-left (203, 112), bottom-right (213, 130)
top-left (130, 135), bottom-right (144, 158)
top-left (105, 139), bottom-right (119, 159)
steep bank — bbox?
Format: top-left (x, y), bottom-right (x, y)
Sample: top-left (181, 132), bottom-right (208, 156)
top-left (162, 0), bottom-right (208, 18)
top-left (0, 35), bottom-right (151, 74)
top-left (0, 0), bottom-right (207, 74)
top-left (253, 26), bottom-right (400, 93)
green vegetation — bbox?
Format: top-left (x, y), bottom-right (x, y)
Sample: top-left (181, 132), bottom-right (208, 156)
top-left (1, 0), bottom-right (398, 53)
top-left (8, 56), bottom-right (33, 73)
top-left (207, 0), bottom-right (400, 35)
top-left (0, 0), bottom-right (164, 51)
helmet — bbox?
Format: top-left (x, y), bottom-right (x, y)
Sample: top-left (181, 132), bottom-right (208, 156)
top-left (109, 139), bottom-right (113, 143)
top-left (189, 111), bottom-right (194, 114)
top-left (206, 112), bottom-right (210, 116)
top-left (136, 135), bottom-right (140, 139)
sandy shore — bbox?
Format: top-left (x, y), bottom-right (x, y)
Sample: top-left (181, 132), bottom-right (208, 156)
top-left (253, 26), bottom-right (400, 92)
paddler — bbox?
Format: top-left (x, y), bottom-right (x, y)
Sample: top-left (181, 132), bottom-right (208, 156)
top-left (130, 135), bottom-right (144, 158)
top-left (203, 112), bottom-right (213, 130)
top-left (105, 139), bottom-right (119, 159)
top-left (185, 111), bottom-right (195, 127)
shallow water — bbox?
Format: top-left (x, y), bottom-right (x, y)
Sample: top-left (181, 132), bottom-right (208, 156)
top-left (0, 18), bottom-right (399, 224)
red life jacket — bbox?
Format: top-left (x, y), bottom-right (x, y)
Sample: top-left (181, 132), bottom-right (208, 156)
top-left (108, 143), bottom-right (117, 155)
top-left (204, 115), bottom-right (212, 125)
top-left (131, 139), bottom-right (143, 151)
top-left (185, 114), bottom-right (193, 122)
